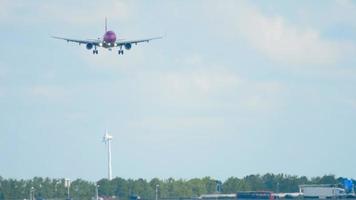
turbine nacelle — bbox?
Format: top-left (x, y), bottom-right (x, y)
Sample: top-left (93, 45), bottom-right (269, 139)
top-left (103, 130), bottom-right (113, 143)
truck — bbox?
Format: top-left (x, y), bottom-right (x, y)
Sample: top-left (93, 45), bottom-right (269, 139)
top-left (299, 184), bottom-right (346, 199)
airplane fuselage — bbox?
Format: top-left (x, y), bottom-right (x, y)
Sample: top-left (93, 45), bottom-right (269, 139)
top-left (52, 18), bottom-right (162, 55)
top-left (104, 31), bottom-right (116, 43)
top-left (101, 31), bottom-right (117, 48)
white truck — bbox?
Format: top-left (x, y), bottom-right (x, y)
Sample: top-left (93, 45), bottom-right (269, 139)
top-left (299, 185), bottom-right (346, 199)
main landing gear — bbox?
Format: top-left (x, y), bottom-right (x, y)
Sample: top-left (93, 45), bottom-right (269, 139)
top-left (118, 50), bottom-right (124, 55)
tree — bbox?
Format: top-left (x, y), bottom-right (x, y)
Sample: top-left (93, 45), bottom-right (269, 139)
top-left (0, 174), bottom-right (351, 200)
top-left (98, 178), bottom-right (114, 196)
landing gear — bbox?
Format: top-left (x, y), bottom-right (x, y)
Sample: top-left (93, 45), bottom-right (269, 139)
top-left (118, 50), bottom-right (124, 55)
top-left (92, 46), bottom-right (98, 54)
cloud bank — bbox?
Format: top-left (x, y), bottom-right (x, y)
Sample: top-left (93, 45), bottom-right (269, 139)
top-left (208, 1), bottom-right (354, 65)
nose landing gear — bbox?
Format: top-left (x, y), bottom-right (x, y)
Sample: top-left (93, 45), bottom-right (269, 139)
top-left (118, 50), bottom-right (124, 55)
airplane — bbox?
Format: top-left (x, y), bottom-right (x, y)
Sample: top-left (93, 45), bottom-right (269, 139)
top-left (52, 18), bottom-right (162, 55)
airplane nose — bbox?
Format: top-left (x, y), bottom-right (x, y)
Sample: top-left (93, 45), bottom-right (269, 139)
top-left (103, 31), bottom-right (117, 43)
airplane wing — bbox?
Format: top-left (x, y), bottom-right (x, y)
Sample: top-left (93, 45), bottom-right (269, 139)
top-left (115, 36), bottom-right (163, 46)
top-left (52, 36), bottom-right (101, 45)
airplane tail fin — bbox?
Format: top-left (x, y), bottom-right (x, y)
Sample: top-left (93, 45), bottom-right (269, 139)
top-left (105, 17), bottom-right (107, 32)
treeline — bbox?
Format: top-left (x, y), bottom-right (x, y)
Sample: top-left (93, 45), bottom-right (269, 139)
top-left (0, 174), bottom-right (354, 200)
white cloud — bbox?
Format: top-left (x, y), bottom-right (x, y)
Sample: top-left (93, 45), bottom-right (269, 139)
top-left (0, 62), bottom-right (5, 78)
top-left (157, 68), bottom-right (240, 97)
top-left (77, 51), bottom-right (286, 113)
top-left (0, 86), bottom-right (4, 97)
top-left (239, 81), bottom-right (285, 111)
top-left (331, 1), bottom-right (356, 32)
top-left (335, 0), bottom-right (356, 14)
top-left (0, 1), bottom-right (133, 25)
top-left (240, 15), bottom-right (339, 65)
top-left (29, 85), bottom-right (70, 103)
top-left (77, 46), bottom-right (146, 72)
top-left (128, 115), bottom-right (226, 135)
top-left (0, 0), bottom-right (22, 22)
top-left (65, 112), bottom-right (88, 121)
top-left (346, 98), bottom-right (356, 109)
top-left (0, 62), bottom-right (7, 97)
top-left (38, 1), bottom-right (132, 26)
top-left (132, 55), bottom-right (286, 113)
top-left (208, 1), bottom-right (352, 65)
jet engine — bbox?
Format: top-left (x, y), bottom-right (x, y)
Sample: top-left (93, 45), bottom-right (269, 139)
top-left (124, 43), bottom-right (132, 50)
top-left (86, 43), bottom-right (94, 50)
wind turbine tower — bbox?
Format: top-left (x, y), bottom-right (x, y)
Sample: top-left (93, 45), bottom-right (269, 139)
top-left (103, 129), bottom-right (113, 180)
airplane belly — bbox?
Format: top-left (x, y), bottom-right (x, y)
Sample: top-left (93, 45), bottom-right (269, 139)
top-left (100, 43), bottom-right (111, 48)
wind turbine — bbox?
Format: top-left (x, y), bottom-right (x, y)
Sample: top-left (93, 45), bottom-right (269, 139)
top-left (103, 129), bottom-right (113, 180)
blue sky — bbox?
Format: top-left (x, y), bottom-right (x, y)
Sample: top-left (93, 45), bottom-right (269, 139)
top-left (0, 0), bottom-right (356, 181)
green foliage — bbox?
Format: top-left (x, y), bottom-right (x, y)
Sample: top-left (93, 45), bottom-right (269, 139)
top-left (0, 174), bottom-right (351, 200)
